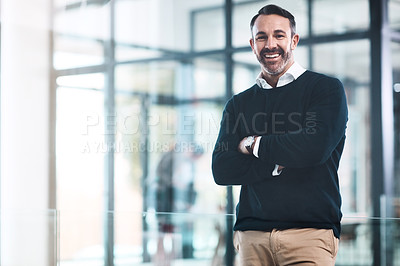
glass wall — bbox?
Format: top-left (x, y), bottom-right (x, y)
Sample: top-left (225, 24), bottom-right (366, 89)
top-left (313, 40), bottom-right (371, 215)
top-left (51, 0), bottom-right (400, 265)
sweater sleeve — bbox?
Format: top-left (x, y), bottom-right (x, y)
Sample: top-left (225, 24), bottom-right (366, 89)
top-left (257, 77), bottom-right (348, 168)
top-left (212, 98), bottom-right (275, 185)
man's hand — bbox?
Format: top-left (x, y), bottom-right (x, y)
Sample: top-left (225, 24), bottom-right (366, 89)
top-left (238, 136), bottom-right (251, 155)
top-left (238, 136), bottom-right (258, 155)
top-left (238, 136), bottom-right (286, 171)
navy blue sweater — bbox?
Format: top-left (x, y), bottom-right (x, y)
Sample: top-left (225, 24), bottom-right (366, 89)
top-left (212, 71), bottom-right (348, 238)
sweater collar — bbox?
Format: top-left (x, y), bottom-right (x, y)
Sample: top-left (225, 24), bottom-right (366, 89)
top-left (256, 62), bottom-right (306, 89)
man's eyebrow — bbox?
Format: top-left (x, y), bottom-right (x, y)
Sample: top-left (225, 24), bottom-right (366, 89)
top-left (274, 29), bottom-right (287, 35)
top-left (255, 31), bottom-right (267, 36)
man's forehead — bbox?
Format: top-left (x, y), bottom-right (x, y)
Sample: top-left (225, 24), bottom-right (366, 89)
top-left (253, 14), bottom-right (291, 29)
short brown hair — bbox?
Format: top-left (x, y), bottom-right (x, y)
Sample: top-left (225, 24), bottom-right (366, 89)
top-left (250, 4), bottom-right (296, 37)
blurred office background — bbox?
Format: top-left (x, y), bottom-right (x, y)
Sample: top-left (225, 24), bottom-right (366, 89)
top-left (1, 0), bottom-right (400, 265)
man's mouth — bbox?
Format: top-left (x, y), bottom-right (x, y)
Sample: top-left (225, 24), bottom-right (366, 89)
top-left (264, 53), bottom-right (280, 59)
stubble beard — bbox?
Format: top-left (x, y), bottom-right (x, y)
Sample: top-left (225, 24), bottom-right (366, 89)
top-left (257, 47), bottom-right (293, 76)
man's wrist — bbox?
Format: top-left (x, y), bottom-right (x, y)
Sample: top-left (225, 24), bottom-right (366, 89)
top-left (244, 136), bottom-right (255, 154)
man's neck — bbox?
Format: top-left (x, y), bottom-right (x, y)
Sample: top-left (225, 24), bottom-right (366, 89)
top-left (262, 74), bottom-right (280, 88)
top-left (262, 61), bottom-right (295, 88)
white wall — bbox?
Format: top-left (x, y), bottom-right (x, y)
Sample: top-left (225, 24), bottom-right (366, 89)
top-left (1, 0), bottom-right (56, 264)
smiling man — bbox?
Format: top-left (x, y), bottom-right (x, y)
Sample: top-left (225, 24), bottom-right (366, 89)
top-left (212, 4), bottom-right (348, 266)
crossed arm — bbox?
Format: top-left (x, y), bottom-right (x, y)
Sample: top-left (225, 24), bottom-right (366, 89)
top-left (212, 78), bottom-right (348, 186)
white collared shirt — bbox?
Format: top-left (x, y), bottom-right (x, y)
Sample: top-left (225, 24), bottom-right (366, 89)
top-left (256, 61), bottom-right (306, 89)
top-left (252, 62), bottom-right (306, 176)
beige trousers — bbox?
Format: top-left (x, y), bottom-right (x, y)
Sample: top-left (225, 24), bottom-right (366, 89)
top-left (233, 228), bottom-right (339, 266)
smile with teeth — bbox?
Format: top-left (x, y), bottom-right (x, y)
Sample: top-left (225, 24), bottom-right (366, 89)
top-left (264, 53), bottom-right (280, 58)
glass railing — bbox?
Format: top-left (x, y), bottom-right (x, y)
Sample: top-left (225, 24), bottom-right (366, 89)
top-left (1, 210), bottom-right (400, 265)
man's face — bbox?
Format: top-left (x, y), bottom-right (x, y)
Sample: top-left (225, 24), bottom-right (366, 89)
top-left (250, 14), bottom-right (299, 77)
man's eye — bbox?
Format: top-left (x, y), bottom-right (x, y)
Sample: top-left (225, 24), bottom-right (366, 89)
top-left (256, 36), bottom-right (266, 40)
top-left (276, 35), bottom-right (285, 39)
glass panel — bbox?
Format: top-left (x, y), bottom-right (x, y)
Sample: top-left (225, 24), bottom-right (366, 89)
top-left (115, 59), bottom-right (225, 99)
top-left (54, 36), bottom-right (104, 69)
top-left (143, 103), bottom-right (226, 260)
top-left (193, 56), bottom-right (226, 98)
top-left (115, 62), bottom-right (177, 95)
top-left (233, 52), bottom-right (259, 95)
top-left (53, 2), bottom-right (110, 40)
top-left (233, 0), bottom-right (308, 48)
top-left (56, 73), bottom-right (104, 90)
top-left (113, 95), bottom-right (145, 265)
top-left (114, 0), bottom-right (175, 61)
top-left (389, 0), bottom-right (400, 30)
top-left (115, 0), bottom-right (224, 61)
top-left (140, 212), bottom-right (228, 263)
top-left (115, 62), bottom-right (177, 94)
top-left (56, 87), bottom-right (105, 262)
top-left (313, 40), bottom-right (370, 84)
top-left (313, 40), bottom-right (370, 215)
top-left (59, 211), bottom-right (104, 264)
top-left (143, 102), bottom-right (225, 214)
top-left (192, 5), bottom-right (225, 51)
top-left (114, 96), bottom-right (143, 213)
top-left (53, 2), bottom-right (110, 69)
top-left (312, 0), bottom-right (369, 35)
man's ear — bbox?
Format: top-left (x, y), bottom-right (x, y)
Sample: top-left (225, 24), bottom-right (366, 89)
top-left (291, 34), bottom-right (300, 50)
top-left (249, 38), bottom-right (255, 53)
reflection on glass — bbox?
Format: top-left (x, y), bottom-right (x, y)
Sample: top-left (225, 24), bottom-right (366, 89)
top-left (233, 0), bottom-right (308, 48)
top-left (312, 0), bottom-right (369, 35)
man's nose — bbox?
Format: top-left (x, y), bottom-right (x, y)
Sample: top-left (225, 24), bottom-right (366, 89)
top-left (265, 38), bottom-right (277, 49)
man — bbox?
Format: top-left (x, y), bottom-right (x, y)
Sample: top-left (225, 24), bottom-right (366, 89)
top-left (212, 4), bottom-right (348, 266)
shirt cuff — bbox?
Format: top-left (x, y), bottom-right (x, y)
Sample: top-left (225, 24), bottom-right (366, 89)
top-left (272, 164), bottom-right (283, 176)
top-left (252, 136), bottom-right (261, 158)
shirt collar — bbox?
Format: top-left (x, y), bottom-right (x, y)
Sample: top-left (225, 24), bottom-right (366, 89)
top-left (256, 62), bottom-right (306, 89)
